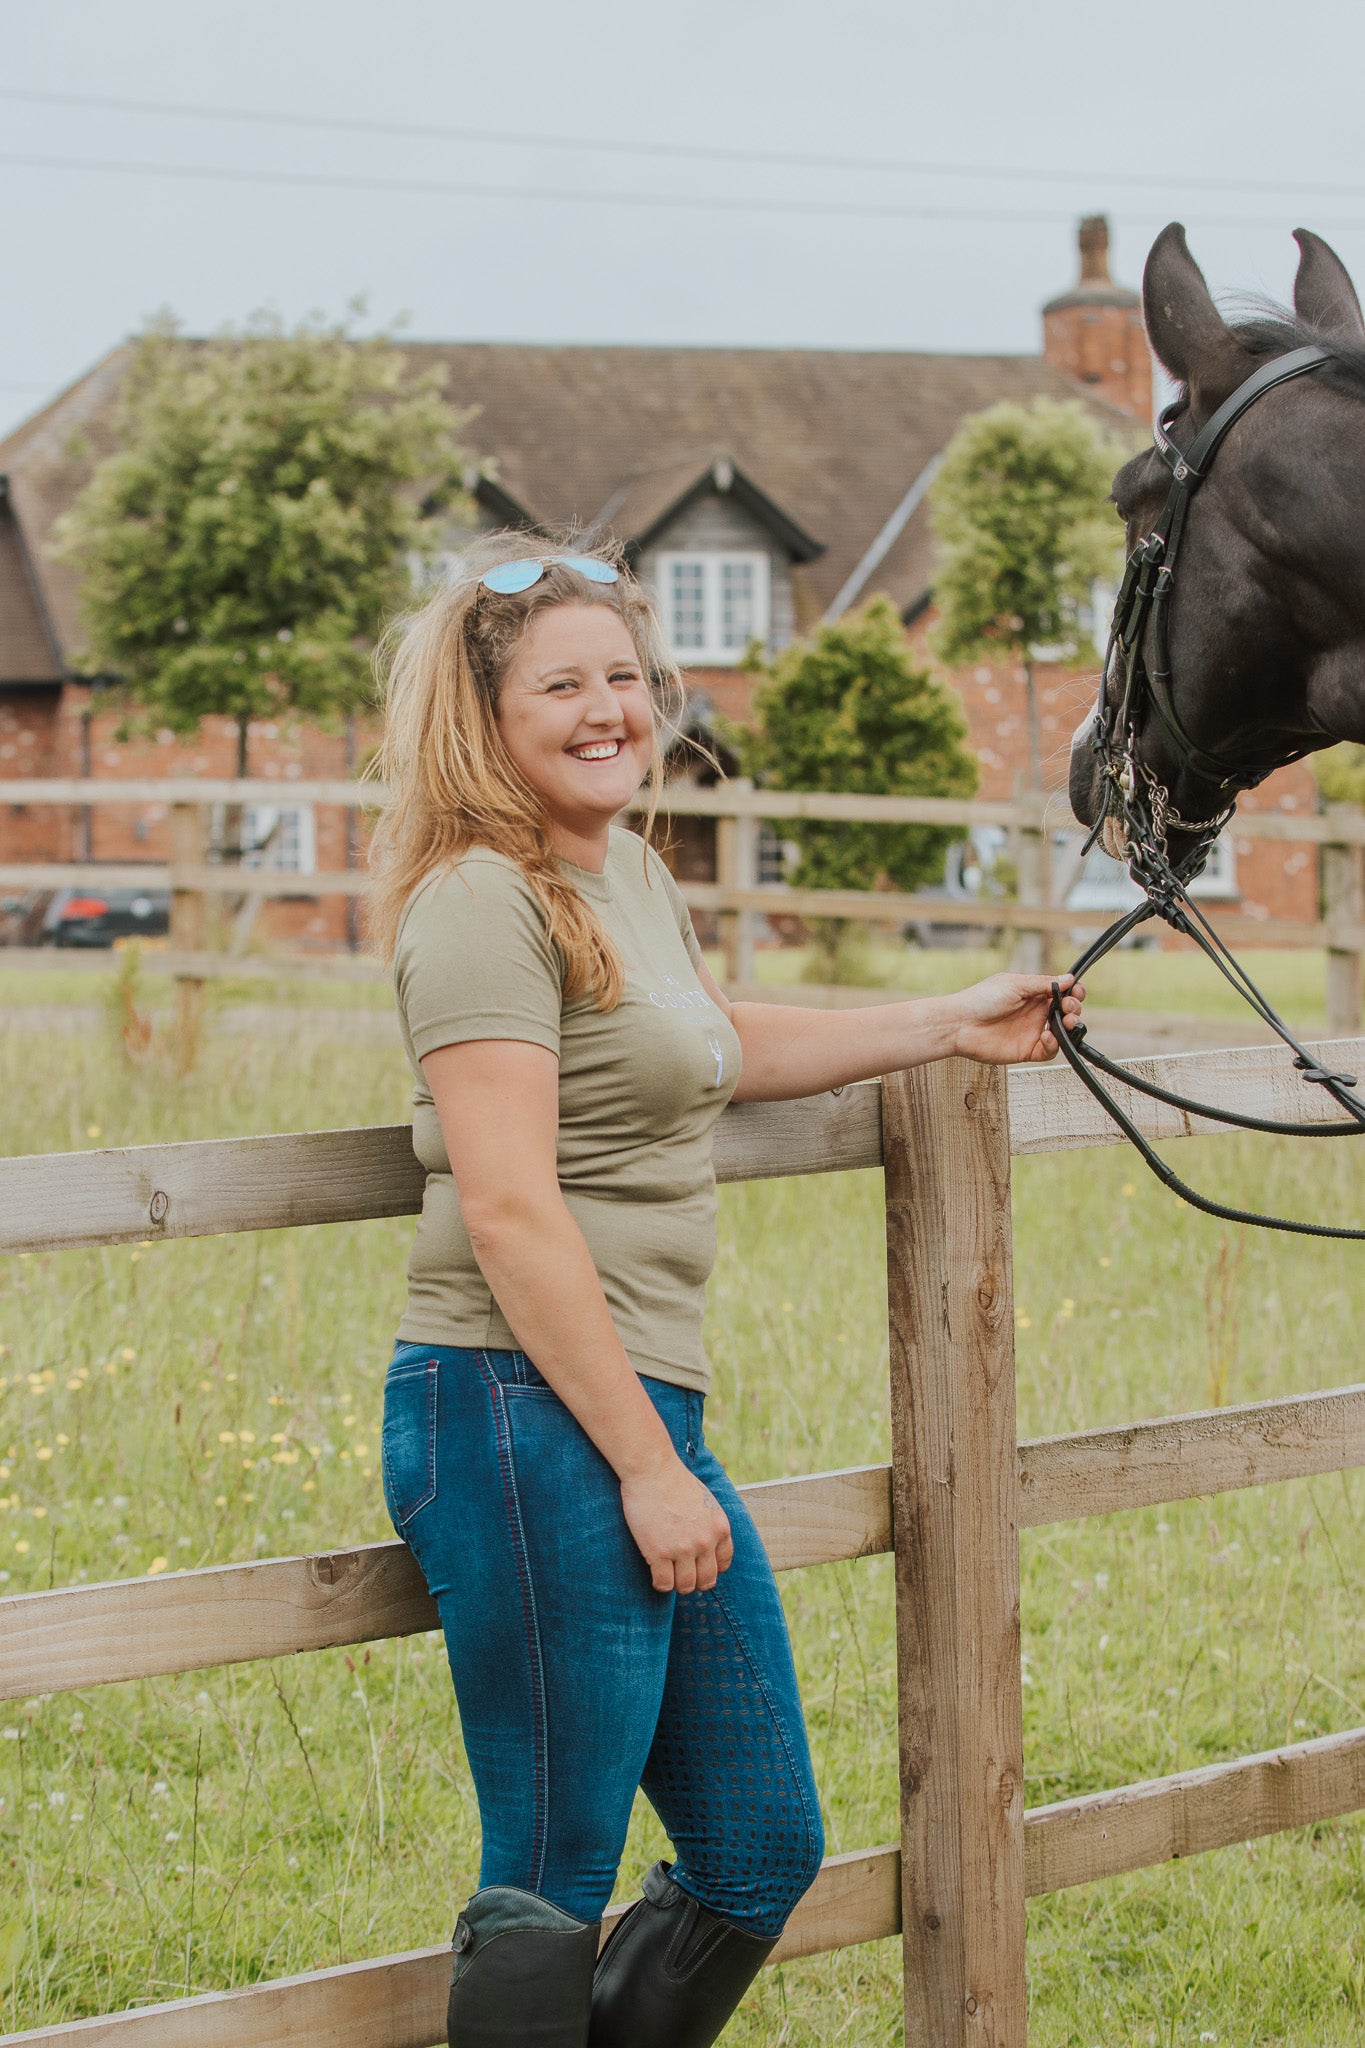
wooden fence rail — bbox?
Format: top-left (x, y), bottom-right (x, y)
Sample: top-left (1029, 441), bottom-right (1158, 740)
top-left (5, 776), bottom-right (1362, 840)
top-left (9, 1378), bottom-right (1365, 1705)
top-left (6, 1035), bottom-right (1365, 2042)
top-left (3, 778), bottom-right (1362, 1031)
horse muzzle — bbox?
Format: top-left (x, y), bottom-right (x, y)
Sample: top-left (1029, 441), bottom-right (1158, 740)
top-left (1068, 710), bottom-right (1107, 828)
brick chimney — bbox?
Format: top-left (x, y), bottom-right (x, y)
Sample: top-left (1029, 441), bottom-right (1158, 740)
top-left (1042, 216), bottom-right (1152, 423)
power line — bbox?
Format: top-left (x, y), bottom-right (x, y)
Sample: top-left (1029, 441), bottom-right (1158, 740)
top-left (2, 148), bottom-right (1360, 233)
top-left (4, 83), bottom-right (1364, 201)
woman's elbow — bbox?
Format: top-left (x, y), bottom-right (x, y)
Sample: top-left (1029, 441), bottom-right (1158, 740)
top-left (459, 1184), bottom-right (561, 1251)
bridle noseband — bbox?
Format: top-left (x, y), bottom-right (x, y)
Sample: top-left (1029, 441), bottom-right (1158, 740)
top-left (1052, 341), bottom-right (1365, 1240)
top-left (1087, 341), bottom-right (1332, 885)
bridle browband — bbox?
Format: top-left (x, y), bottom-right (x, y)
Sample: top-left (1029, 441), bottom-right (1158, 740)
top-left (1048, 341), bottom-right (1365, 1240)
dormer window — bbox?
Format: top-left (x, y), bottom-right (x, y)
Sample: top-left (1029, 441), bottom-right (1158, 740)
top-left (657, 552), bottom-right (770, 664)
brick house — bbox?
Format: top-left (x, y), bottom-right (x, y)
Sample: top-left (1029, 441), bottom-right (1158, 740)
top-left (0, 218), bottom-right (1319, 946)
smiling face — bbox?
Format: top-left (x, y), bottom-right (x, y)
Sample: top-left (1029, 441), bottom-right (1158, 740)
top-left (494, 601), bottom-right (657, 867)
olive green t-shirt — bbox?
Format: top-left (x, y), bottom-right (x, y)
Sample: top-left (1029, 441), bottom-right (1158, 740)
top-left (392, 828), bottom-right (742, 1393)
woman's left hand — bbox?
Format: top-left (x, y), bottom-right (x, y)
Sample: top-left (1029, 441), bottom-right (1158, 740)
top-left (952, 972), bottom-right (1085, 1066)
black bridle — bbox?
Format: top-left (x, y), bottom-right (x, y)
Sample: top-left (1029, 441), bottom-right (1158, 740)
top-left (1088, 341), bottom-right (1331, 850)
top-left (1047, 342), bottom-right (1365, 1239)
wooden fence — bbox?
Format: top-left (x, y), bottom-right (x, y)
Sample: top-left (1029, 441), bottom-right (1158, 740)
top-left (3, 778), bottom-right (1363, 1029)
top-left (6, 1033), bottom-right (1365, 2043)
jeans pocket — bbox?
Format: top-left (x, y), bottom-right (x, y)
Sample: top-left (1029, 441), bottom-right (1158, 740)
top-left (381, 1358), bottom-right (438, 1533)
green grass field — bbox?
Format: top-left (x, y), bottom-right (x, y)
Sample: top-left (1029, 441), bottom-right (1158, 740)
top-left (4, 951), bottom-right (1365, 2044)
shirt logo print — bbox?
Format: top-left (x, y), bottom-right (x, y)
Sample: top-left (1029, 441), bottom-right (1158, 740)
top-left (706, 1031), bottom-right (725, 1086)
top-left (647, 972), bottom-right (714, 1012)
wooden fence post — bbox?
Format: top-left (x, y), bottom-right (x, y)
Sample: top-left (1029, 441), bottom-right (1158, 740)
top-left (882, 1057), bottom-right (1027, 2047)
top-left (169, 801), bottom-right (207, 1039)
top-left (1010, 778), bottom-right (1050, 976)
top-left (715, 780), bottom-right (758, 988)
top-left (1323, 804), bottom-right (1364, 1037)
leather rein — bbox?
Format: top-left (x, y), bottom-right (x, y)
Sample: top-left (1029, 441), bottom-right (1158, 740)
top-left (1046, 342), bottom-right (1365, 1239)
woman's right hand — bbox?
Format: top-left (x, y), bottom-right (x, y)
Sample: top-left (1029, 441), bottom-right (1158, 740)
top-left (620, 1452), bottom-right (734, 1594)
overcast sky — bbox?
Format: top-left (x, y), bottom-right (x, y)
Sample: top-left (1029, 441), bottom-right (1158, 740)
top-left (5, 0), bottom-right (1365, 440)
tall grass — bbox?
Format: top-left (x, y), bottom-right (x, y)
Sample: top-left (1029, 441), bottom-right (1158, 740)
top-left (4, 963), bottom-right (1365, 2044)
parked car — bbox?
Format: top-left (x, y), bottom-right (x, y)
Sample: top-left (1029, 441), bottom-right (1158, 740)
top-left (42, 887), bottom-right (172, 949)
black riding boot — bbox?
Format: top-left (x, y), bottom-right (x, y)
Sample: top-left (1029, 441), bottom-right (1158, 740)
top-left (589, 1861), bottom-right (776, 2048)
top-left (446, 1886), bottom-right (600, 2045)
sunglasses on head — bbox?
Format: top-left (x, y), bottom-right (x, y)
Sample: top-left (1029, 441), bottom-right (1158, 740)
top-left (479, 554), bottom-right (620, 595)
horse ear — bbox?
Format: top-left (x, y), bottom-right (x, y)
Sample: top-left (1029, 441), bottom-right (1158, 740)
top-left (1293, 228), bottom-right (1365, 339)
top-left (1143, 223), bottom-right (1249, 405)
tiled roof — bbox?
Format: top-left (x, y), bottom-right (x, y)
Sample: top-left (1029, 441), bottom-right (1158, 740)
top-left (404, 341), bottom-right (1133, 618)
top-left (0, 479), bottom-right (63, 683)
top-left (0, 337), bottom-right (1136, 667)
top-left (0, 344), bottom-right (134, 671)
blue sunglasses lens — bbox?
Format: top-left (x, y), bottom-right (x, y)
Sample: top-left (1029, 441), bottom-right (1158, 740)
top-left (562, 555), bottom-right (620, 584)
top-left (481, 559), bottom-right (545, 594)
top-left (480, 554), bottom-right (620, 595)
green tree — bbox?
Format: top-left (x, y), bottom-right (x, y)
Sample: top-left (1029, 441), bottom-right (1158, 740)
top-left (732, 599), bottom-right (979, 976)
top-left (56, 312), bottom-right (471, 778)
top-left (1315, 744), bottom-right (1365, 809)
top-left (929, 397), bottom-right (1128, 787)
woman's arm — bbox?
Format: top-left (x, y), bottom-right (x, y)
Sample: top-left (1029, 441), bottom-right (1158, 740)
top-left (421, 1037), bottom-right (733, 1593)
top-left (698, 967), bottom-right (1085, 1103)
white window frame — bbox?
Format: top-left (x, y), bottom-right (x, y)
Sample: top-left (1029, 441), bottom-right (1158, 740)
top-left (657, 551), bottom-right (771, 665)
top-left (1186, 832), bottom-right (1238, 901)
top-left (757, 821), bottom-right (791, 885)
top-left (240, 802), bottom-right (316, 876)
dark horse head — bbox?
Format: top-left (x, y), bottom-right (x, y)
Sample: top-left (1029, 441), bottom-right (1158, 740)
top-left (1069, 222), bottom-right (1365, 866)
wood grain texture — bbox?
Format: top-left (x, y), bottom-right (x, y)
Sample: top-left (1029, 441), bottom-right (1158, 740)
top-left (1007, 1036), bottom-right (1365, 1156)
top-left (0, 1467), bottom-right (894, 1700)
top-left (1019, 1383), bottom-right (1365, 1526)
top-left (0, 1542), bottom-right (438, 1702)
top-left (12, 1718), bottom-right (1365, 2046)
top-left (711, 1083), bottom-right (883, 1183)
top-left (18, 1376), bottom-right (1364, 1702)
top-left (0, 1090), bottom-right (885, 1255)
top-left (0, 1127), bottom-right (428, 1254)
top-left (883, 1060), bottom-right (1027, 2048)
top-left (0, 1942), bottom-right (454, 2048)
top-left (740, 1462), bottom-right (893, 1570)
top-left (771, 1842), bottom-right (901, 1961)
top-left (1023, 1725), bottom-right (1365, 1895)
top-left (8, 1041), bottom-right (1365, 1257)
top-left (0, 1845), bottom-right (902, 2048)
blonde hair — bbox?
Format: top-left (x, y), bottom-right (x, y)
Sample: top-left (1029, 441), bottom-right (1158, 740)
top-left (366, 531), bottom-right (682, 1008)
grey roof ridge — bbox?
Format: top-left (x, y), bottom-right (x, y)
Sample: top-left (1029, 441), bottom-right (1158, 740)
top-left (822, 452), bottom-right (945, 622)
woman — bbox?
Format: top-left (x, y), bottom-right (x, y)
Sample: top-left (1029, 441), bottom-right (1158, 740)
top-left (368, 536), bottom-right (1083, 2048)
